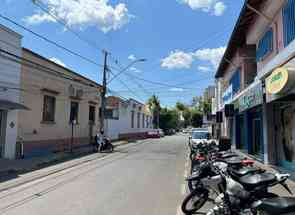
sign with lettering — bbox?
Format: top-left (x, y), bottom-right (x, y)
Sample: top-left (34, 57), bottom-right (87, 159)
top-left (222, 85), bottom-right (233, 106)
top-left (266, 67), bottom-right (289, 94)
top-left (239, 82), bottom-right (263, 112)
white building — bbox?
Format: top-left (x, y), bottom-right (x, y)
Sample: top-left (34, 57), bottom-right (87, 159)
top-left (0, 24), bottom-right (27, 159)
top-left (105, 97), bottom-right (153, 140)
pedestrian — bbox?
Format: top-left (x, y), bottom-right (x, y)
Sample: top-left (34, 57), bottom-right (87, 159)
top-left (94, 129), bottom-right (105, 152)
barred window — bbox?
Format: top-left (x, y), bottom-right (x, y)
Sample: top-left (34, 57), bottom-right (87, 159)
top-left (42, 95), bottom-right (56, 122)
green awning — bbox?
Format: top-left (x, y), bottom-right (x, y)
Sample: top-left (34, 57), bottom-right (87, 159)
top-left (0, 100), bottom-right (30, 110)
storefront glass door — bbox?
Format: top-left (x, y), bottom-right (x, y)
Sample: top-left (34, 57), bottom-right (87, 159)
top-left (252, 118), bottom-right (262, 156)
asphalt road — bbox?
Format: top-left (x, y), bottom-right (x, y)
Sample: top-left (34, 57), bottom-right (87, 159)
top-left (0, 135), bottom-right (189, 215)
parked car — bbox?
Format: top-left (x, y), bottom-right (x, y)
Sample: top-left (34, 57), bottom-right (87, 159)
top-left (157, 129), bottom-right (165, 137)
top-left (146, 130), bottom-right (161, 138)
top-left (189, 129), bottom-right (210, 145)
top-left (165, 129), bottom-right (176, 136)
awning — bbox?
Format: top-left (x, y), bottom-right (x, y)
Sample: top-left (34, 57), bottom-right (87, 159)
top-left (0, 100), bottom-right (30, 110)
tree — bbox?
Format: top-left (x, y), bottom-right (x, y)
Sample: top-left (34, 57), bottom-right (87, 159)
top-left (147, 95), bottom-right (161, 128)
top-left (159, 108), bottom-right (179, 130)
top-left (191, 108), bottom-right (203, 128)
top-left (175, 102), bottom-right (186, 112)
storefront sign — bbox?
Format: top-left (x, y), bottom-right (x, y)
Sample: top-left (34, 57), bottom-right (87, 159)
top-left (266, 67), bottom-right (290, 94)
top-left (239, 82), bottom-right (263, 112)
top-left (222, 85), bottom-right (233, 106)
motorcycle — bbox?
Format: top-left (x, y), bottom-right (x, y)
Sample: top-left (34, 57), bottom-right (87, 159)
top-left (95, 137), bottom-right (114, 153)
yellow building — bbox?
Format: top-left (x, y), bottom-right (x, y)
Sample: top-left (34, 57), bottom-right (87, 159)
top-left (18, 48), bottom-right (102, 157)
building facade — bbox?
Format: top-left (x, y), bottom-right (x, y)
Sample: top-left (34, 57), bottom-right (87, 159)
top-left (105, 96), bottom-right (153, 140)
top-left (0, 24), bottom-right (27, 159)
top-left (18, 48), bottom-right (102, 158)
top-left (215, 0), bottom-right (295, 171)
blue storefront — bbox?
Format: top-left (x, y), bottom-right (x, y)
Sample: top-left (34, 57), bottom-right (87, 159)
top-left (234, 82), bottom-right (264, 160)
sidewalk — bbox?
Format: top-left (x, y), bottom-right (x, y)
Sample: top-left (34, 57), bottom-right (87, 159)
top-left (0, 140), bottom-right (129, 186)
top-left (235, 150), bottom-right (295, 197)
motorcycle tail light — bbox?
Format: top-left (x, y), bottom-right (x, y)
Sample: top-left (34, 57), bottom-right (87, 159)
top-left (195, 155), bottom-right (205, 161)
top-left (242, 159), bottom-right (254, 166)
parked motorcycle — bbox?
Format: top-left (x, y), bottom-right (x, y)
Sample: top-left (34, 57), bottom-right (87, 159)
top-left (182, 140), bottom-right (295, 215)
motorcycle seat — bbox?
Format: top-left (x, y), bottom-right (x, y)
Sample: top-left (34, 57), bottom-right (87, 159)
top-left (220, 152), bottom-right (239, 159)
top-left (230, 166), bottom-right (259, 177)
top-left (223, 157), bottom-right (243, 166)
top-left (258, 197), bottom-right (295, 214)
top-left (239, 172), bottom-right (276, 190)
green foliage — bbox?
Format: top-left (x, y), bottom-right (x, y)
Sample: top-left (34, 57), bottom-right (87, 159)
top-left (147, 95), bottom-right (161, 128)
top-left (175, 102), bottom-right (186, 112)
top-left (159, 108), bottom-right (179, 130)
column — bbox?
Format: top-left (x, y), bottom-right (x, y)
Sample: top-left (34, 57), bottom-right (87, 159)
top-left (262, 102), bottom-right (274, 165)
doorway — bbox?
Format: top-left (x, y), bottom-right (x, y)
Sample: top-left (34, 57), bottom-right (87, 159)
top-left (252, 118), bottom-right (262, 155)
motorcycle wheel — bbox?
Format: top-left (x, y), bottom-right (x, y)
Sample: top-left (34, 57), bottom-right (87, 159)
top-left (181, 187), bottom-right (209, 215)
top-left (109, 144), bottom-right (114, 153)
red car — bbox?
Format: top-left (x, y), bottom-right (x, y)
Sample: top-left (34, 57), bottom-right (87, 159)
top-left (146, 130), bottom-right (161, 138)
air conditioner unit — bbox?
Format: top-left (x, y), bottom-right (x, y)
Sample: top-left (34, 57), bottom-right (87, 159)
top-left (68, 85), bottom-right (75, 97)
top-left (76, 89), bottom-right (84, 98)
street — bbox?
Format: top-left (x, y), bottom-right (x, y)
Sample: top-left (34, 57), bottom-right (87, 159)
top-left (0, 135), bottom-right (187, 215)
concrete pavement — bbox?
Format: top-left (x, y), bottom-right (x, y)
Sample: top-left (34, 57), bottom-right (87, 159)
top-left (0, 135), bottom-right (187, 215)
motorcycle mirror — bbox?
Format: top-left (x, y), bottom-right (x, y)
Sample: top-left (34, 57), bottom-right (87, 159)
top-left (281, 182), bottom-right (293, 195)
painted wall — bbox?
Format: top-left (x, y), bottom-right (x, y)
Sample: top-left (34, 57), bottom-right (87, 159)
top-left (0, 24), bottom-right (22, 159)
top-left (18, 49), bottom-right (101, 157)
top-left (246, 0), bottom-right (286, 73)
top-left (105, 99), bottom-right (153, 140)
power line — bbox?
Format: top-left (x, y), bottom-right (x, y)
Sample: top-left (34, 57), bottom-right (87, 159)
top-left (108, 69), bottom-right (143, 102)
top-left (0, 47), bottom-right (100, 89)
top-left (0, 13), bottom-right (104, 68)
top-left (32, 0), bottom-right (104, 52)
top-left (109, 56), bottom-right (151, 96)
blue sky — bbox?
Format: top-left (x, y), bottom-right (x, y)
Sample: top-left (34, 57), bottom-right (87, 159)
top-left (1, 0), bottom-right (244, 107)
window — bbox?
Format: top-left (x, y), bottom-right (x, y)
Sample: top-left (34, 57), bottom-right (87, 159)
top-left (105, 108), bottom-right (119, 120)
top-left (137, 112), bottom-right (141, 128)
top-left (142, 114), bottom-right (145, 128)
top-left (70, 101), bottom-right (79, 122)
top-left (256, 28), bottom-right (273, 61)
top-left (230, 70), bottom-right (241, 95)
top-left (42, 95), bottom-right (56, 122)
top-left (131, 111), bottom-right (135, 128)
top-left (89, 106), bottom-right (95, 123)
top-left (283, 0), bottom-right (295, 47)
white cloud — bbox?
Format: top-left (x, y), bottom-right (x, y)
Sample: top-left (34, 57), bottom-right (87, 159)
top-left (198, 66), bottom-right (212, 72)
top-left (169, 88), bottom-right (185, 92)
top-left (129, 67), bottom-right (142, 73)
top-left (24, 0), bottom-right (132, 33)
top-left (178, 0), bottom-right (226, 16)
top-left (194, 46), bottom-right (226, 69)
top-left (161, 47), bottom-right (225, 70)
top-left (161, 50), bottom-right (194, 69)
top-left (49, 57), bottom-right (66, 67)
top-left (128, 54), bottom-right (136, 61)
top-left (214, 2), bottom-right (226, 16)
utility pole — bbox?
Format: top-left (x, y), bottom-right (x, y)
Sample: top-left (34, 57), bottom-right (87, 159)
top-left (100, 50), bottom-right (108, 132)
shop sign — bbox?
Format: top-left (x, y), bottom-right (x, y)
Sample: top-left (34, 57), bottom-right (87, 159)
top-left (266, 67), bottom-right (295, 94)
top-left (222, 85), bottom-right (233, 106)
top-left (239, 82), bottom-right (263, 112)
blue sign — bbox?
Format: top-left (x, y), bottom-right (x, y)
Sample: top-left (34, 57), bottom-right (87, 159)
top-left (222, 85), bottom-right (233, 105)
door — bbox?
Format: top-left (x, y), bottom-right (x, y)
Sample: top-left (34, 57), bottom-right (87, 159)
top-left (252, 118), bottom-right (262, 155)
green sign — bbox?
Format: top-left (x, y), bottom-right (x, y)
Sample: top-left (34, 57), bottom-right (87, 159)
top-left (239, 82), bottom-right (263, 112)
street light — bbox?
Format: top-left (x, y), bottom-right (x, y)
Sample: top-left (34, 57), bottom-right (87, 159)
top-left (107, 58), bottom-right (147, 84)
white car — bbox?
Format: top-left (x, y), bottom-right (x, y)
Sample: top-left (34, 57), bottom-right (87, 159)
top-left (190, 130), bottom-right (210, 145)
